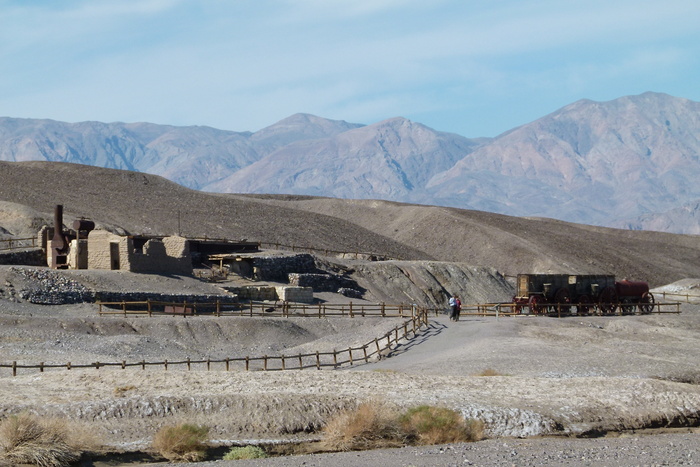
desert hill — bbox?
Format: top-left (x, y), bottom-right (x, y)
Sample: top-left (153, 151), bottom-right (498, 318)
top-left (0, 161), bottom-right (698, 287)
top-left (3, 93), bottom-right (700, 233)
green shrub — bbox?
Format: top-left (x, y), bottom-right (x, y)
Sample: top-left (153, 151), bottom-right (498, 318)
top-left (152, 423), bottom-right (209, 462)
top-left (223, 445), bottom-right (268, 460)
top-left (0, 413), bottom-right (83, 467)
top-left (399, 405), bottom-right (485, 444)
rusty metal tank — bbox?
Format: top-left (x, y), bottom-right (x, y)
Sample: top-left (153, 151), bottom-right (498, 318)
top-left (615, 280), bottom-right (649, 299)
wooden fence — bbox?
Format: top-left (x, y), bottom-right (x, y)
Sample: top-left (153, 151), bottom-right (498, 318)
top-left (97, 300), bottom-right (418, 318)
top-left (1, 309), bottom-right (430, 376)
top-left (652, 291), bottom-right (700, 305)
top-left (0, 236), bottom-right (37, 251)
top-left (426, 300), bottom-right (683, 317)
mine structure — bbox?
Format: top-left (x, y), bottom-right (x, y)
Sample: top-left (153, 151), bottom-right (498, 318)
top-left (42, 204), bottom-right (260, 276)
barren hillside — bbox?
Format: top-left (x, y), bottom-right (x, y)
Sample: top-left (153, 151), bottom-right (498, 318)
top-left (1, 161), bottom-right (699, 287)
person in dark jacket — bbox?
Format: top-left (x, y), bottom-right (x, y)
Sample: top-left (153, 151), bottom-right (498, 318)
top-left (449, 294), bottom-right (461, 321)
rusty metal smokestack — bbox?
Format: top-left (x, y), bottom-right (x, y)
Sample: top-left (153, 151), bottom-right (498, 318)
top-left (50, 204), bottom-right (69, 268)
top-left (52, 204), bottom-right (66, 251)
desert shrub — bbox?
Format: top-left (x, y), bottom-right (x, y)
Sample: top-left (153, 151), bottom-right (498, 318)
top-left (223, 445), bottom-right (268, 460)
top-left (114, 385), bottom-right (137, 397)
top-left (152, 423), bottom-right (209, 462)
top-left (475, 368), bottom-right (503, 376)
top-left (321, 400), bottom-right (408, 451)
top-left (399, 405), bottom-right (485, 444)
top-left (0, 413), bottom-right (83, 467)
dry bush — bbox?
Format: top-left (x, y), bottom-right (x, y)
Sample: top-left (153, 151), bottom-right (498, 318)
top-left (399, 406), bottom-right (485, 445)
top-left (114, 385), bottom-right (137, 397)
top-left (321, 401), bottom-right (409, 452)
top-left (0, 413), bottom-right (90, 467)
top-left (474, 368), bottom-right (503, 376)
top-left (152, 423), bottom-right (209, 462)
top-left (223, 445), bottom-right (268, 460)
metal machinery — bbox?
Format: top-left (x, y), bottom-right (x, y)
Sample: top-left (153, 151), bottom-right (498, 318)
top-left (513, 273), bottom-right (655, 315)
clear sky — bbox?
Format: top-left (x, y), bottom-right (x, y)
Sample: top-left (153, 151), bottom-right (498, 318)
top-left (1, 0), bottom-right (699, 138)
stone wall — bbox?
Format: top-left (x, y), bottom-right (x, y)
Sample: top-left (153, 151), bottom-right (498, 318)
top-left (88, 230), bottom-right (119, 270)
top-left (68, 239), bottom-right (88, 269)
top-left (275, 286), bottom-right (313, 303)
top-left (223, 285), bottom-right (314, 303)
top-left (288, 272), bottom-right (356, 292)
top-left (252, 254), bottom-right (316, 281)
top-left (88, 231), bottom-right (193, 275)
top-left (0, 248), bottom-right (46, 266)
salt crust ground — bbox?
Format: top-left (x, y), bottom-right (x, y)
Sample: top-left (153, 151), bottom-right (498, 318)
top-left (1, 270), bottom-right (699, 465)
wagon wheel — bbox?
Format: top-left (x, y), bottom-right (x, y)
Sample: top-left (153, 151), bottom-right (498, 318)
top-left (551, 288), bottom-right (571, 315)
top-left (638, 292), bottom-right (655, 314)
top-left (528, 295), bottom-right (545, 314)
top-left (598, 286), bottom-right (618, 314)
top-left (620, 298), bottom-right (635, 315)
top-left (576, 294), bottom-right (592, 315)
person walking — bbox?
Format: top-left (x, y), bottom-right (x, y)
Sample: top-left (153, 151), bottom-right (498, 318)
top-left (454, 295), bottom-right (462, 321)
top-left (449, 294), bottom-right (461, 321)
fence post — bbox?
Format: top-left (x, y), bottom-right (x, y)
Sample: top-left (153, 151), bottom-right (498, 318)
top-left (333, 350), bottom-right (338, 369)
top-left (122, 360), bottom-right (126, 369)
top-left (298, 354), bottom-right (303, 369)
top-left (281, 355), bottom-right (286, 370)
top-left (207, 358), bottom-right (210, 371)
top-left (363, 346), bottom-right (368, 363)
top-left (164, 359), bottom-right (168, 371)
top-left (187, 357), bottom-right (191, 371)
top-left (216, 300), bottom-right (221, 317)
top-left (147, 299), bottom-right (152, 317)
top-left (40, 362), bottom-right (44, 373)
top-left (246, 356), bottom-right (250, 371)
top-left (316, 351), bottom-right (320, 370)
top-left (375, 338), bottom-right (380, 356)
top-left (67, 362), bottom-right (71, 371)
top-left (122, 301), bottom-right (126, 317)
top-left (225, 358), bottom-right (230, 371)
top-left (349, 348), bottom-right (353, 366)
top-left (12, 361), bottom-right (16, 377)
top-left (264, 355), bottom-right (268, 371)
top-left (349, 302), bottom-right (354, 318)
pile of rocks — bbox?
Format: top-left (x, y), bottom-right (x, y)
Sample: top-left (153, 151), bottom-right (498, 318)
top-left (10, 266), bottom-right (94, 304)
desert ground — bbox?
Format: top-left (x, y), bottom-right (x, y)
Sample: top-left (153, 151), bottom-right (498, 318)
top-left (0, 265), bottom-right (699, 466)
top-left (0, 161), bottom-right (699, 465)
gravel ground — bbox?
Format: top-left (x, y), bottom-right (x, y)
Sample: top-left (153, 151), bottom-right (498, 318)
top-left (171, 431), bottom-right (700, 467)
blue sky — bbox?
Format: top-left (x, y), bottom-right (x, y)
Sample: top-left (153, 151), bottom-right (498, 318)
top-left (1, 0), bottom-right (699, 137)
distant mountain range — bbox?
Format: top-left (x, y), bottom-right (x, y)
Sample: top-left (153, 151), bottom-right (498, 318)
top-left (1, 92), bottom-right (699, 234)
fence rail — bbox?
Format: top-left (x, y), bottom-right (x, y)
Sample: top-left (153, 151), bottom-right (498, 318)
top-left (0, 236), bottom-right (37, 251)
top-left (652, 291), bottom-right (700, 305)
top-left (97, 300), bottom-right (418, 318)
top-left (426, 301), bottom-right (683, 317)
top-left (1, 309), bottom-right (430, 376)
